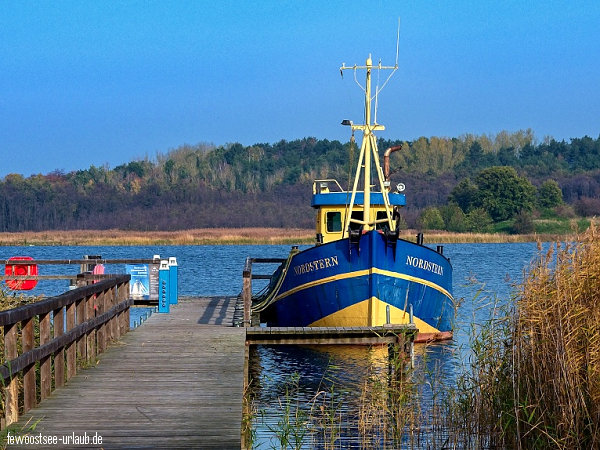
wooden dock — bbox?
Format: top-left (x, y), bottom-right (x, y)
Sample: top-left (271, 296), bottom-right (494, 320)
top-left (246, 325), bottom-right (417, 345)
top-left (10, 297), bottom-right (245, 449)
top-left (4, 291), bottom-right (417, 449)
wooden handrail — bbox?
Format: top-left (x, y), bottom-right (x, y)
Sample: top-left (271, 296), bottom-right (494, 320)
top-left (0, 276), bottom-right (129, 326)
top-left (1, 259), bottom-right (157, 265)
top-left (251, 258), bottom-right (286, 264)
top-left (0, 274), bottom-right (133, 281)
top-left (1, 275), bottom-right (131, 428)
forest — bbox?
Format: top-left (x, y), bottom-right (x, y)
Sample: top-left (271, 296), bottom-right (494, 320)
top-left (1, 130), bottom-right (600, 233)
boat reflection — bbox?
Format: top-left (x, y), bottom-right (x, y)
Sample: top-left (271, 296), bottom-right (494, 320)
top-left (247, 342), bottom-right (456, 448)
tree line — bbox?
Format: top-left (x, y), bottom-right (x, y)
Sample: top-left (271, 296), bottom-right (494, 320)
top-left (1, 131), bottom-right (599, 232)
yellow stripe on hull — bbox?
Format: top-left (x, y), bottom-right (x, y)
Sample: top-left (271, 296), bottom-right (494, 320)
top-left (275, 268), bottom-right (453, 302)
top-left (308, 297), bottom-right (441, 334)
top-left (275, 269), bottom-right (370, 301)
top-left (371, 267), bottom-right (453, 301)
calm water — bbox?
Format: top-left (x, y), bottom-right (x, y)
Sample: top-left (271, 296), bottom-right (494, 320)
top-left (1, 242), bottom-right (547, 447)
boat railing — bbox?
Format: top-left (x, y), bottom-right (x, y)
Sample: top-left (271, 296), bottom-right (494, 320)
top-left (312, 179), bottom-right (345, 194)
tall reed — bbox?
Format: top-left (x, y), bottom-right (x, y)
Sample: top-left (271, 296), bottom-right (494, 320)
top-left (444, 225), bottom-right (600, 448)
top-left (510, 225), bottom-right (600, 447)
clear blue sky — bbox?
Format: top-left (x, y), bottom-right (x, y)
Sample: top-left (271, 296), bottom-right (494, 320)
top-left (1, 1), bottom-right (599, 177)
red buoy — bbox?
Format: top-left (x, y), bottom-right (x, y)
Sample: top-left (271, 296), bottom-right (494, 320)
top-left (4, 256), bottom-right (38, 290)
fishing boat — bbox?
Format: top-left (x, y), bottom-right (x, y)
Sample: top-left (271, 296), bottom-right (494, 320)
top-left (253, 54), bottom-right (454, 342)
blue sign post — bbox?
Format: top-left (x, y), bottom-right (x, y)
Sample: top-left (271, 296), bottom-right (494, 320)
top-left (168, 257), bottom-right (178, 305)
top-left (158, 260), bottom-right (170, 313)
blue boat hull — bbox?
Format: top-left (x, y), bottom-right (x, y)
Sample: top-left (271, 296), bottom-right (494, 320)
top-left (261, 230), bottom-right (454, 342)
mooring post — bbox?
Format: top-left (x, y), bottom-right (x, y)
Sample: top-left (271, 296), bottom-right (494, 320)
top-left (168, 257), bottom-right (178, 305)
top-left (242, 257), bottom-right (252, 327)
top-left (158, 260), bottom-right (170, 313)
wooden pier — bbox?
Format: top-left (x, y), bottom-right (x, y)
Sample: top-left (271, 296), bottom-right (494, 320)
top-left (3, 289), bottom-right (416, 448)
top-left (7, 297), bottom-right (245, 449)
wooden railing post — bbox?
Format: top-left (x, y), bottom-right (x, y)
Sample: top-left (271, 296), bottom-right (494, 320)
top-left (86, 293), bottom-right (97, 363)
top-left (242, 257), bottom-right (252, 327)
top-left (97, 291), bottom-right (105, 354)
top-left (124, 281), bottom-right (130, 333)
top-left (108, 286), bottom-right (116, 341)
top-left (39, 312), bottom-right (51, 400)
top-left (76, 297), bottom-right (86, 361)
top-left (66, 303), bottom-right (76, 380)
top-left (103, 288), bottom-right (111, 343)
top-left (3, 323), bottom-right (18, 426)
top-left (117, 282), bottom-right (129, 337)
top-left (53, 307), bottom-right (65, 389)
top-left (22, 317), bottom-right (36, 411)
top-left (117, 282), bottom-right (126, 335)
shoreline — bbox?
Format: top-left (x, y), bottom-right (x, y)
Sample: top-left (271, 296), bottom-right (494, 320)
top-left (0, 228), bottom-right (573, 246)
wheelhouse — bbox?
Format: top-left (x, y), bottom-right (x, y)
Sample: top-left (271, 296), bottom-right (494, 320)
top-left (312, 179), bottom-right (406, 244)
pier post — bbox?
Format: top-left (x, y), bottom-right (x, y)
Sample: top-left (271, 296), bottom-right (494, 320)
top-left (3, 323), bottom-right (18, 426)
top-left (242, 257), bottom-right (252, 327)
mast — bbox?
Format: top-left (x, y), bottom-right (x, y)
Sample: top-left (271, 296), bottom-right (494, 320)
top-left (363, 56), bottom-right (372, 227)
top-left (340, 55), bottom-right (397, 237)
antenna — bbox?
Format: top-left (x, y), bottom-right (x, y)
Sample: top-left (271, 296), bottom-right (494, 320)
top-left (372, 21), bottom-right (400, 121)
top-left (395, 17), bottom-right (400, 68)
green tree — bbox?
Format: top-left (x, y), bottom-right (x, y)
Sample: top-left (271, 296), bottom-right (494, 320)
top-left (164, 159), bottom-right (175, 183)
top-left (448, 178), bottom-right (478, 213)
top-left (465, 208), bottom-right (493, 232)
top-left (440, 204), bottom-right (467, 232)
top-left (474, 166), bottom-right (537, 221)
top-left (418, 207), bottom-right (444, 230)
top-left (538, 179), bottom-right (563, 209)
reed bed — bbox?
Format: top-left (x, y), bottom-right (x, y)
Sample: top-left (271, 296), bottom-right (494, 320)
top-left (443, 225), bottom-right (600, 448)
top-left (0, 228), bottom-right (315, 246)
top-left (0, 228), bottom-right (579, 247)
top-left (510, 225), bottom-right (600, 447)
top-left (416, 231), bottom-right (555, 244)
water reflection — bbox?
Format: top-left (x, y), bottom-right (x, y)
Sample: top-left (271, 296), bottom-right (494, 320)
top-left (248, 343), bottom-right (461, 449)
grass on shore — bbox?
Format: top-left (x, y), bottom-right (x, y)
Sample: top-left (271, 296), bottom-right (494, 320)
top-left (0, 227), bottom-right (588, 246)
top-left (0, 228), bottom-right (316, 246)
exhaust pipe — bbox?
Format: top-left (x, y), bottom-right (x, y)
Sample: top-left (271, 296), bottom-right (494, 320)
top-left (383, 145), bottom-right (402, 181)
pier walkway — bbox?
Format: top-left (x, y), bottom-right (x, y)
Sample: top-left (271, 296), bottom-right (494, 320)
top-left (11, 297), bottom-right (245, 449)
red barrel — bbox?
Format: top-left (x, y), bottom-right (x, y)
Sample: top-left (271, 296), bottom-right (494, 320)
top-left (4, 256), bottom-right (38, 290)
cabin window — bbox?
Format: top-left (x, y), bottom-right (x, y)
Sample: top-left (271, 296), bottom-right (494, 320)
top-left (326, 211), bottom-right (342, 232)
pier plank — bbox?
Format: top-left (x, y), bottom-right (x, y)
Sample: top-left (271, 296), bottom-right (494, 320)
top-left (12, 297), bottom-right (244, 449)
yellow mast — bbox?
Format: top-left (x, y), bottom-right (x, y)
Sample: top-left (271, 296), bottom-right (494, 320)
top-left (341, 55), bottom-right (397, 237)
top-left (363, 56), bottom-right (372, 229)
